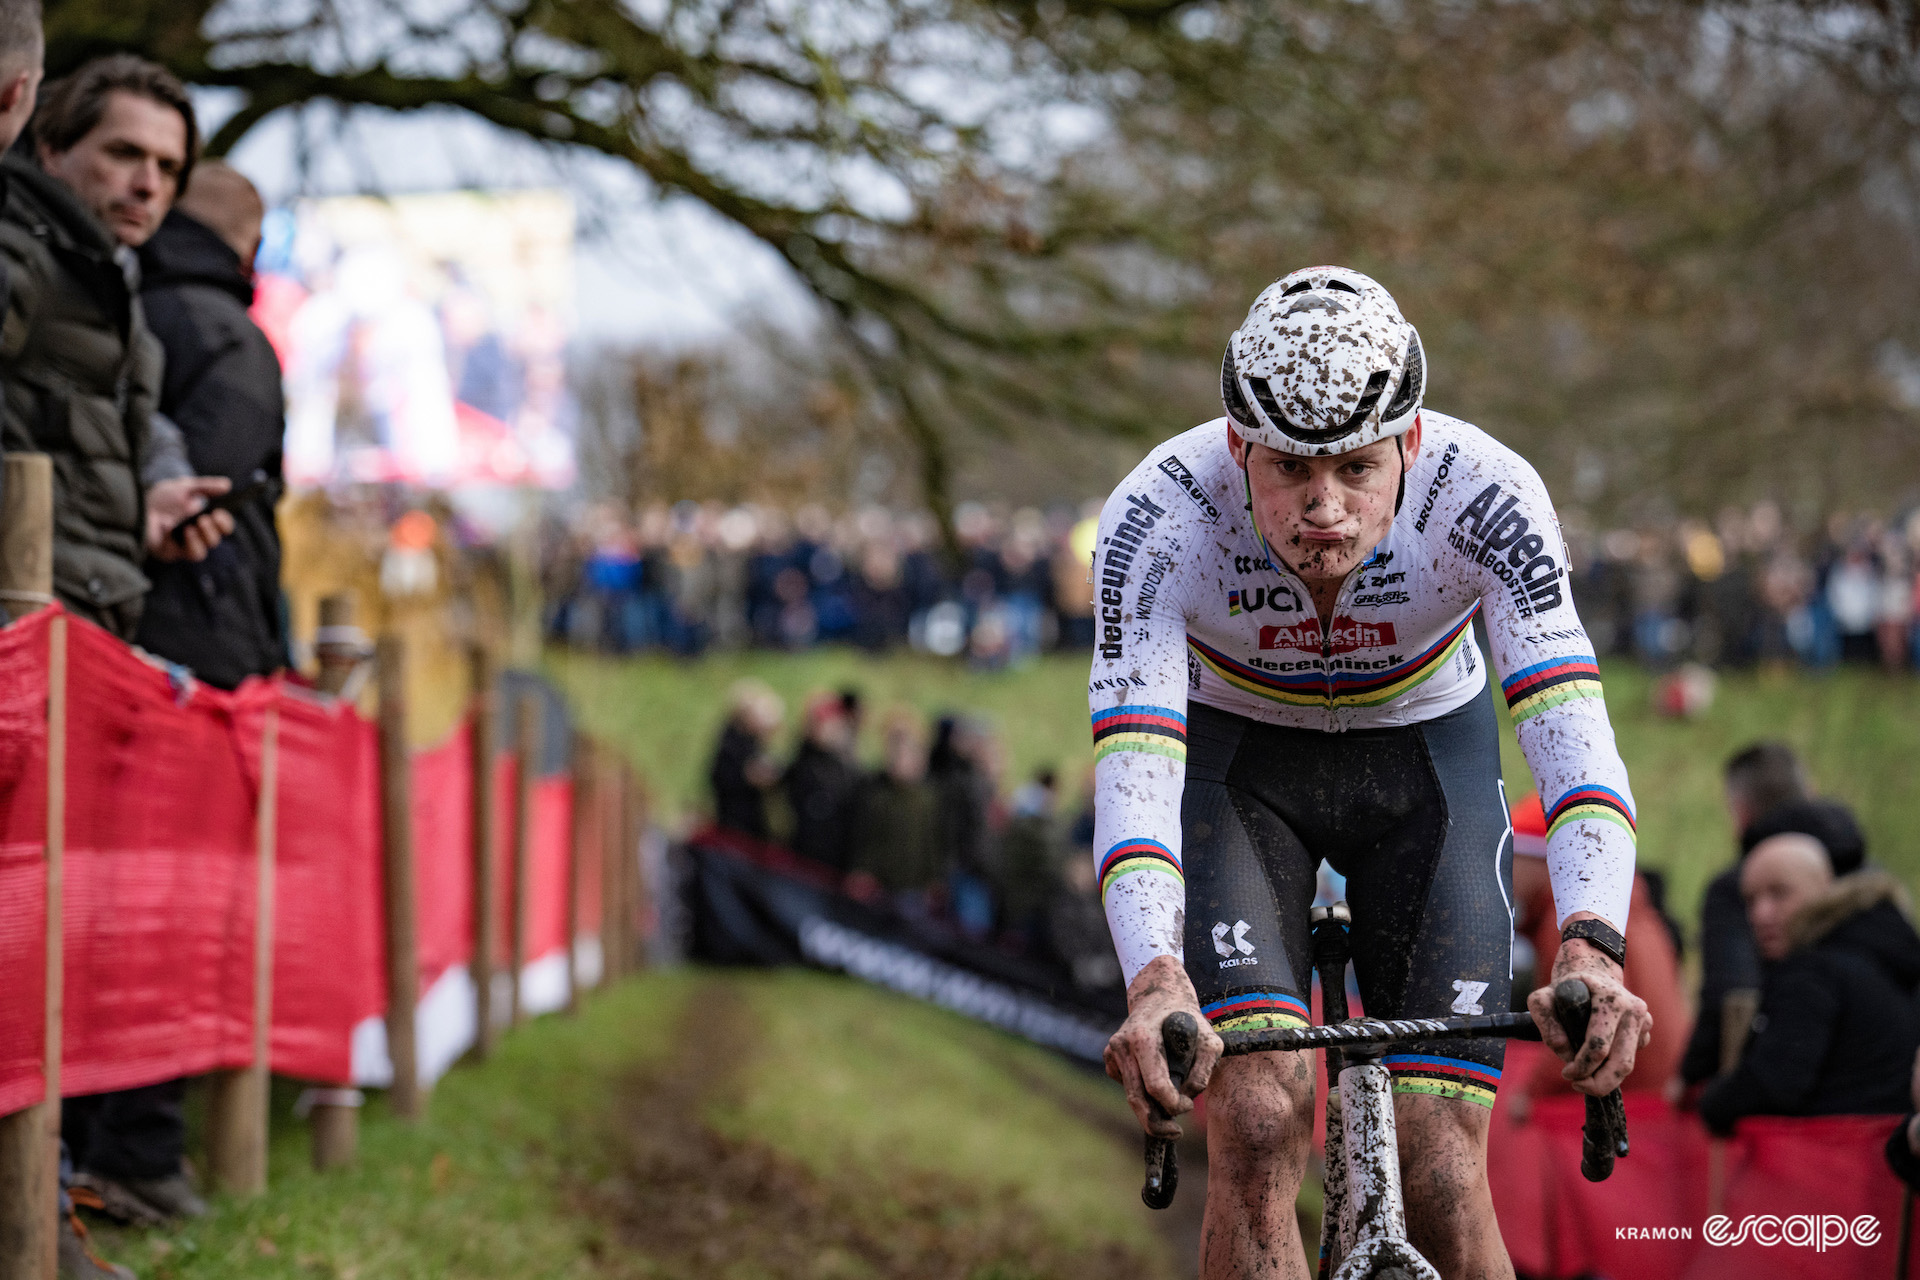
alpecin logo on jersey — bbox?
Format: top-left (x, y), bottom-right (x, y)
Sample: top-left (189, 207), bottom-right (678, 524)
top-left (1259, 617), bottom-right (1398, 653)
top-left (1449, 482), bottom-right (1564, 617)
top-left (1097, 493), bottom-right (1168, 660)
top-left (1157, 455), bottom-right (1221, 523)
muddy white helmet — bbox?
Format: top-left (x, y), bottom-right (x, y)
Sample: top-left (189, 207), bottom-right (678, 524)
top-left (1220, 266), bottom-right (1425, 457)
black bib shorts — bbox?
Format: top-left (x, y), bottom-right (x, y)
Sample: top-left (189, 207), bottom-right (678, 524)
top-left (1181, 689), bottom-right (1515, 1108)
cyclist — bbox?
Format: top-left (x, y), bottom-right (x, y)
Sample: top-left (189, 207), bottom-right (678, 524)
top-left (1092, 266), bottom-right (1653, 1279)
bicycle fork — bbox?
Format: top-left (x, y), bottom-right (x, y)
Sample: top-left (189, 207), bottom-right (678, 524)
top-left (1311, 902), bottom-right (1440, 1280)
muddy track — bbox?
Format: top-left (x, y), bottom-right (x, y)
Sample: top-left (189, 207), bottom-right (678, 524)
top-left (577, 982), bottom-right (1176, 1279)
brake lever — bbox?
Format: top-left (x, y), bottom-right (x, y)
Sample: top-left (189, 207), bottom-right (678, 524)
top-left (1142, 1011), bottom-right (1200, 1210)
top-left (1552, 977), bottom-right (1630, 1182)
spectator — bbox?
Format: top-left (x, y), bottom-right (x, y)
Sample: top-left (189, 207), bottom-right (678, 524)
top-left (997, 767), bottom-right (1063, 951)
top-left (781, 692), bottom-right (861, 871)
top-left (1682, 741), bottom-right (1813, 1085)
top-left (1700, 834), bottom-right (1920, 1133)
top-left (929, 715), bottom-right (999, 939)
top-left (0, 54), bottom-right (233, 638)
top-left (708, 679), bottom-right (782, 840)
top-left (1506, 792), bottom-right (1688, 1111)
top-left (845, 707), bottom-right (940, 910)
top-left (130, 161), bottom-right (286, 689)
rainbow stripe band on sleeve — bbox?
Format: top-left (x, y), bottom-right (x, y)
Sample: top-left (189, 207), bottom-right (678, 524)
top-left (1501, 655), bottom-right (1605, 724)
top-left (1546, 784), bottom-right (1637, 843)
top-left (1385, 1054), bottom-right (1500, 1108)
top-left (1203, 991), bottom-right (1310, 1033)
top-left (1099, 838), bottom-right (1182, 897)
top-left (1091, 705), bottom-right (1188, 766)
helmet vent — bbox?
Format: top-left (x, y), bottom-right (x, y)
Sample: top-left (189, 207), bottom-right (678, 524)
top-left (1221, 345), bottom-right (1259, 429)
top-left (1382, 329), bottom-right (1425, 422)
top-left (1323, 279), bottom-right (1361, 295)
top-left (1281, 280), bottom-right (1314, 297)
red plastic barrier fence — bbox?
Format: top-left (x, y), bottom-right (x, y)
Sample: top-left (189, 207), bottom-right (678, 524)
top-left (0, 605), bottom-right (593, 1116)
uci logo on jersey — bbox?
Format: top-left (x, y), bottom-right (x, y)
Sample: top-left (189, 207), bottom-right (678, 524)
top-left (1227, 584), bottom-right (1302, 616)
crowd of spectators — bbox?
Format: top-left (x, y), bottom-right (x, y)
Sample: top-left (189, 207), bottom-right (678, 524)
top-left (706, 681), bottom-right (1122, 992)
top-left (547, 496), bottom-right (1920, 673)
top-left (0, 20), bottom-right (291, 1275)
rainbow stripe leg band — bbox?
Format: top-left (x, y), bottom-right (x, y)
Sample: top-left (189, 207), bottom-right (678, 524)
top-left (1099, 837), bottom-right (1182, 897)
top-left (1384, 1054), bottom-right (1500, 1109)
top-left (1204, 991), bottom-right (1310, 1033)
top-left (1092, 704), bottom-right (1188, 765)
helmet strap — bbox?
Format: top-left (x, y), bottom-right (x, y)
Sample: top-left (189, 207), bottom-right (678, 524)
top-left (1393, 434), bottom-right (1408, 516)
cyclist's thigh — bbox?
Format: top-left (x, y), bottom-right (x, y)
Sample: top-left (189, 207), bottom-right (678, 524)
top-left (1181, 703), bottom-right (1318, 1037)
top-left (1346, 689), bottom-right (1514, 1111)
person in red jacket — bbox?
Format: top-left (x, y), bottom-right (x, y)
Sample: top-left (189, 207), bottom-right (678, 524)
top-left (1509, 791), bottom-right (1689, 1110)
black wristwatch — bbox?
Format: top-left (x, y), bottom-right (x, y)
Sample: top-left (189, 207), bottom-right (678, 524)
top-left (1561, 918), bottom-right (1626, 967)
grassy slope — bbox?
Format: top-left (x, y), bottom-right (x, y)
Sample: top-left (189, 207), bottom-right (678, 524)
top-left (90, 971), bottom-right (1170, 1280)
top-left (552, 650), bottom-right (1920, 927)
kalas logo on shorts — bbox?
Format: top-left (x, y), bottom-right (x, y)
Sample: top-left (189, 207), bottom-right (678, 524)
top-left (1259, 617), bottom-right (1397, 653)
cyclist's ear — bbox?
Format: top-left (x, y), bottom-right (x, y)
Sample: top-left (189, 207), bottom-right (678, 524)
top-left (1226, 423), bottom-right (1248, 469)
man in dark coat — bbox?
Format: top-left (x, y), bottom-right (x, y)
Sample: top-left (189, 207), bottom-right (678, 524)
top-left (131, 160), bottom-right (285, 688)
top-left (0, 54), bottom-right (232, 637)
top-left (1701, 835), bottom-right (1920, 1133)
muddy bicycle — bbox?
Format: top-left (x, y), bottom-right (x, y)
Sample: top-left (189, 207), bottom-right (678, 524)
top-left (1140, 902), bottom-right (1630, 1280)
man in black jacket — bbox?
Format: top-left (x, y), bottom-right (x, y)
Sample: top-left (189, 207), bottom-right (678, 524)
top-left (131, 160), bottom-right (285, 688)
top-left (1701, 834), bottom-right (1920, 1133)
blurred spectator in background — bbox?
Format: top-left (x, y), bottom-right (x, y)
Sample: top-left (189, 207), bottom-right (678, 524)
top-left (1683, 742), bottom-right (1813, 1086)
top-left (782, 692), bottom-right (861, 872)
top-left (1506, 792), bottom-right (1687, 1113)
top-left (997, 767), bottom-right (1062, 952)
top-left (708, 679), bottom-right (783, 840)
top-left (0, 54), bottom-right (231, 639)
top-left (846, 707), bottom-right (939, 912)
top-left (131, 160), bottom-right (286, 689)
top-left (1701, 834), bottom-right (1920, 1133)
top-left (929, 714), bottom-right (999, 939)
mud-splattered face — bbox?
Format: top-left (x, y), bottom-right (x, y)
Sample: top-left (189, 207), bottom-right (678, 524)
top-left (1231, 420), bottom-right (1421, 584)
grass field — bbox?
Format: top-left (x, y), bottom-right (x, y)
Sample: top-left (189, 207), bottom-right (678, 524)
top-left (90, 970), bottom-right (1175, 1280)
top-left (550, 648), bottom-right (1920, 929)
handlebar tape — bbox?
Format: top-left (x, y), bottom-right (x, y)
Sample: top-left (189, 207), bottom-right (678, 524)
top-left (1552, 978), bottom-right (1630, 1182)
top-left (1141, 1011), bottom-right (1199, 1210)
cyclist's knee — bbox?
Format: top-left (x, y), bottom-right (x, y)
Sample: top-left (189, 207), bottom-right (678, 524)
top-left (1394, 1092), bottom-right (1492, 1202)
top-left (1207, 1052), bottom-right (1316, 1165)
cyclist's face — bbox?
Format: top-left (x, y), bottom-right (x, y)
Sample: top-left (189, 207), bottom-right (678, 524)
top-left (1231, 421), bottom-right (1421, 583)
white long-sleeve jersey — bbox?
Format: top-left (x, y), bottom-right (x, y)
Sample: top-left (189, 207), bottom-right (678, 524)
top-left (1090, 414), bottom-right (1636, 983)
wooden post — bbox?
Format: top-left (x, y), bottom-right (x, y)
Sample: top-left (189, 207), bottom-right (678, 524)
top-left (565, 735), bottom-right (591, 1012)
top-left (469, 644), bottom-right (498, 1058)
top-left (207, 704), bottom-right (278, 1195)
top-left (509, 691), bottom-right (538, 1027)
top-left (377, 636), bottom-right (422, 1119)
top-left (625, 766), bottom-right (651, 971)
top-left (599, 753), bottom-right (625, 986)
top-left (309, 595), bottom-right (363, 1169)
top-left (0, 454), bottom-right (53, 622)
top-left (0, 464), bottom-right (60, 1280)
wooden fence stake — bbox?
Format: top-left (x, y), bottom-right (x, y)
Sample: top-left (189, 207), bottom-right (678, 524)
top-left (309, 595), bottom-right (363, 1168)
top-left (509, 691), bottom-right (539, 1027)
top-left (599, 752), bottom-right (625, 985)
top-left (377, 636), bottom-right (422, 1119)
top-left (0, 460), bottom-right (60, 1280)
top-left (207, 704), bottom-right (278, 1195)
top-left (469, 645), bottom-right (498, 1059)
top-left (625, 766), bottom-right (652, 970)
top-left (565, 733), bottom-right (589, 1013)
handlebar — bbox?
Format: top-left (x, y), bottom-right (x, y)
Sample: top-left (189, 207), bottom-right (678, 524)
top-left (1141, 1011), bottom-right (1199, 1209)
top-left (1550, 978), bottom-right (1631, 1182)
top-left (1136, 978), bottom-right (1629, 1209)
